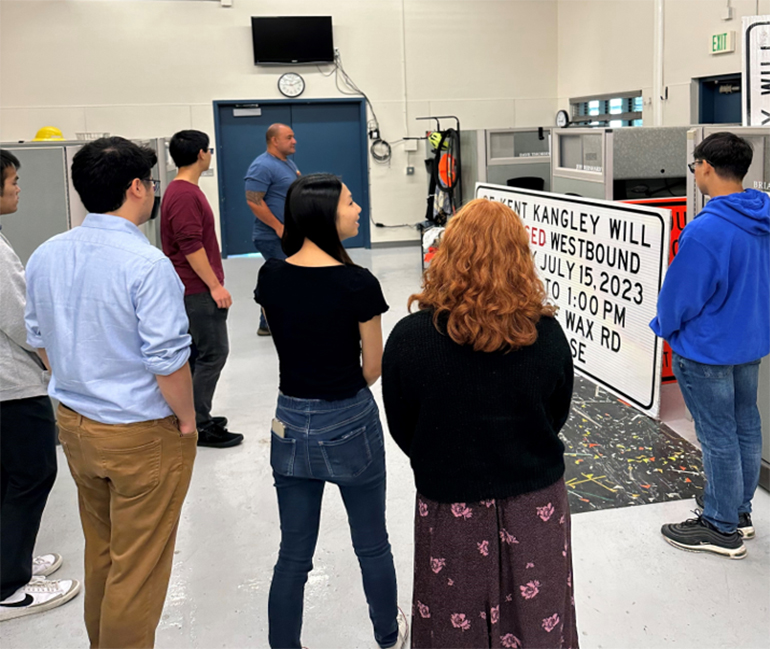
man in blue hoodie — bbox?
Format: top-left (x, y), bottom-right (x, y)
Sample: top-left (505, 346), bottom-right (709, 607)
top-left (651, 132), bottom-right (770, 559)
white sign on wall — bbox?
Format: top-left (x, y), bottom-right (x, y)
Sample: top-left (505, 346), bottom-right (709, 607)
top-left (742, 16), bottom-right (770, 126)
top-left (475, 183), bottom-right (671, 418)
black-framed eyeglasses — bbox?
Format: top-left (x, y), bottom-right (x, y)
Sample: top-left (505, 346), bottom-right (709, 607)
top-left (126, 178), bottom-right (160, 193)
top-left (208, 148), bottom-right (214, 155)
top-left (688, 160), bottom-right (706, 173)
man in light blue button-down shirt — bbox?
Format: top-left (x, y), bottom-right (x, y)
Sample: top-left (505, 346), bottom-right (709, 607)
top-left (24, 137), bottom-right (197, 649)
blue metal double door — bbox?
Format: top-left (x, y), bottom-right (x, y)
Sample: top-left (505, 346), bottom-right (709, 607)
top-left (215, 99), bottom-right (370, 257)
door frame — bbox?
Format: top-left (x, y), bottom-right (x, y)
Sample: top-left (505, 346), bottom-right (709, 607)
top-left (695, 73), bottom-right (742, 125)
top-left (213, 98), bottom-right (371, 258)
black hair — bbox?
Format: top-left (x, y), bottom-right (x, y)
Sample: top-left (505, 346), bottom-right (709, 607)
top-left (0, 149), bottom-right (20, 197)
top-left (693, 132), bottom-right (754, 182)
top-left (169, 130), bottom-right (210, 168)
top-left (282, 173), bottom-right (354, 265)
top-left (71, 137), bottom-right (157, 213)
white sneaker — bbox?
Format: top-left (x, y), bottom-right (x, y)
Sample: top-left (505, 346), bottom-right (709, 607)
top-left (0, 577), bottom-right (81, 621)
top-left (32, 553), bottom-right (63, 578)
top-left (381, 607), bottom-right (409, 649)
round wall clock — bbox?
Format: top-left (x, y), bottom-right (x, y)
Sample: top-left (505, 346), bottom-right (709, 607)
top-left (555, 110), bottom-right (571, 128)
top-left (278, 73), bottom-right (305, 98)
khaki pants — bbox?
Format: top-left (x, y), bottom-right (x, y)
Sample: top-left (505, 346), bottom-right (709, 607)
top-left (57, 405), bottom-right (196, 649)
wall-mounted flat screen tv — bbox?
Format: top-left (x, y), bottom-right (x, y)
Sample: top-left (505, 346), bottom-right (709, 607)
top-left (252, 16), bottom-right (334, 65)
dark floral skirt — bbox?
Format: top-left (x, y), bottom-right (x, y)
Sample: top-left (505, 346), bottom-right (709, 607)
top-left (411, 478), bottom-right (578, 648)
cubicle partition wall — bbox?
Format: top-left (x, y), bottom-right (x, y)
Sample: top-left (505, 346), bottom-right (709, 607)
top-left (551, 126), bottom-right (689, 202)
top-left (611, 127), bottom-right (688, 200)
top-left (485, 128), bottom-right (551, 191)
top-left (460, 127), bottom-right (552, 199)
top-left (551, 127), bottom-right (612, 200)
top-left (0, 142), bottom-right (86, 266)
top-left (0, 138), bottom-right (174, 265)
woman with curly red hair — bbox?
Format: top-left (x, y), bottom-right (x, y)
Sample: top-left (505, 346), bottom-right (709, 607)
top-left (382, 198), bottom-right (578, 648)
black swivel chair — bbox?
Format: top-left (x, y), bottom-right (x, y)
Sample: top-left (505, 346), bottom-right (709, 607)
top-left (506, 176), bottom-right (545, 191)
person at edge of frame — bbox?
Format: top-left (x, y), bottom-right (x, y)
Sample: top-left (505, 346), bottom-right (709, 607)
top-left (0, 149), bottom-right (81, 621)
top-left (652, 131), bottom-right (770, 560)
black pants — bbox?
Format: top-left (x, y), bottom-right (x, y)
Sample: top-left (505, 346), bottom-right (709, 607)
top-left (184, 292), bottom-right (230, 429)
top-left (0, 395), bottom-right (57, 600)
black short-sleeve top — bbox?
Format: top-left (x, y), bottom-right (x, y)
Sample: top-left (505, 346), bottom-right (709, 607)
top-left (254, 259), bottom-right (389, 400)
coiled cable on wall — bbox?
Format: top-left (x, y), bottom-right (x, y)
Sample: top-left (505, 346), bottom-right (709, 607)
top-left (370, 139), bottom-right (392, 163)
top-left (331, 50), bottom-right (392, 163)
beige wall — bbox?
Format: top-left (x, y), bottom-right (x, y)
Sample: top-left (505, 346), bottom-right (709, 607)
top-left (557, 0), bottom-right (654, 104)
top-left (663, 0), bottom-right (770, 124)
top-left (0, 0), bottom-right (558, 245)
top-left (557, 0), bottom-right (770, 125)
top-left (6, 0), bottom-right (766, 246)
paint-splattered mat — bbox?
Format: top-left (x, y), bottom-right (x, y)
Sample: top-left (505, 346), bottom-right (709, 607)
top-left (561, 376), bottom-right (704, 514)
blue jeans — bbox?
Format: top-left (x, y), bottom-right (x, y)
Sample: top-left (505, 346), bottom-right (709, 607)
top-left (672, 352), bottom-right (763, 533)
top-left (268, 388), bottom-right (398, 649)
top-left (253, 236), bottom-right (286, 330)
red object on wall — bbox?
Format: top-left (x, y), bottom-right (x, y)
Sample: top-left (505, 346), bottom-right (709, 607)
top-left (623, 197), bottom-right (687, 383)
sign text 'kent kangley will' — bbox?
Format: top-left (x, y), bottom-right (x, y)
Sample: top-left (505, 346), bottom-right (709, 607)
top-left (475, 183), bottom-right (670, 416)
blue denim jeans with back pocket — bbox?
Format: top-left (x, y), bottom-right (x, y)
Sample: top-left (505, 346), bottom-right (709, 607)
top-left (672, 352), bottom-right (763, 533)
top-left (267, 388), bottom-right (398, 649)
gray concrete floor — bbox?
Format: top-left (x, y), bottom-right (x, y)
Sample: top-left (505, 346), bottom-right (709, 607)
top-left (3, 248), bottom-right (768, 649)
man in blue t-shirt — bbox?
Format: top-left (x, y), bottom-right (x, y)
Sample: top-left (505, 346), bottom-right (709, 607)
top-left (245, 123), bottom-right (301, 335)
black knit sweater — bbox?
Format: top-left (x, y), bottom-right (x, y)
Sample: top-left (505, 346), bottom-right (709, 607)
top-left (382, 310), bottom-right (574, 503)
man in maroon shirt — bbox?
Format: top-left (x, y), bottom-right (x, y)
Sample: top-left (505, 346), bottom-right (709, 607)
top-left (161, 130), bottom-right (243, 448)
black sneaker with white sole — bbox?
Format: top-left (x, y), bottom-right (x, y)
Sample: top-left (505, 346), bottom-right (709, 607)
top-left (197, 421), bottom-right (244, 448)
top-left (694, 494), bottom-right (755, 539)
top-left (661, 513), bottom-right (747, 559)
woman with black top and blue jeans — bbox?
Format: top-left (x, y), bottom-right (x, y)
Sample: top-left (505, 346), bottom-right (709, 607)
top-left (254, 174), bottom-right (407, 649)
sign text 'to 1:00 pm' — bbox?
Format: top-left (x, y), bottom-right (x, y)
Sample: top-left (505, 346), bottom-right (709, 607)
top-left (475, 183), bottom-right (671, 419)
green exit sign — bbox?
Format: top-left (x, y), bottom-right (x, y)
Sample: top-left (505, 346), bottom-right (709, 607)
top-left (711, 31), bottom-right (735, 54)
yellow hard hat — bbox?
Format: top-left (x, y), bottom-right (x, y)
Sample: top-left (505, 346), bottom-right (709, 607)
top-left (428, 131), bottom-right (449, 152)
top-left (32, 126), bottom-right (65, 141)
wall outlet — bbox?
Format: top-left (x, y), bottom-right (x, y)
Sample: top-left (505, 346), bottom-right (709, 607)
top-left (406, 166), bottom-right (415, 175)
top-left (202, 169), bottom-right (215, 177)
